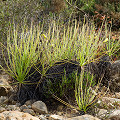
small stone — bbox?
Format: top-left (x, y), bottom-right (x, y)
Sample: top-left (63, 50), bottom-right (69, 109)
top-left (67, 108), bottom-right (79, 114)
top-left (25, 100), bottom-right (36, 106)
top-left (16, 102), bottom-right (21, 107)
top-left (49, 114), bottom-right (65, 120)
top-left (23, 109), bottom-right (35, 115)
top-left (66, 113), bottom-right (72, 118)
top-left (71, 109), bottom-right (79, 114)
top-left (115, 92), bottom-right (120, 99)
top-left (22, 113), bottom-right (27, 117)
top-left (97, 109), bottom-right (108, 119)
top-left (38, 114), bottom-right (47, 120)
top-left (28, 105), bottom-right (32, 109)
top-left (57, 105), bottom-right (64, 111)
top-left (0, 96), bottom-right (7, 103)
top-left (6, 105), bottom-right (20, 111)
top-left (32, 101), bottom-right (48, 114)
top-left (20, 105), bottom-right (29, 111)
top-left (56, 112), bottom-right (63, 116)
top-left (0, 107), bottom-right (5, 113)
top-left (11, 100), bottom-right (17, 105)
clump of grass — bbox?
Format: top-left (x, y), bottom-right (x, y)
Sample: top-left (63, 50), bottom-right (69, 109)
top-left (0, 23), bottom-right (41, 84)
top-left (103, 24), bottom-right (120, 58)
top-left (75, 69), bottom-right (99, 113)
top-left (75, 22), bottom-right (103, 66)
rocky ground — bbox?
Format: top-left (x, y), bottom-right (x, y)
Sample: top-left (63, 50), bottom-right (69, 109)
top-left (0, 59), bottom-right (120, 120)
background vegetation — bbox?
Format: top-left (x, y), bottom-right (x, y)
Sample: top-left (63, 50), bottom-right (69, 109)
top-left (0, 0), bottom-right (120, 42)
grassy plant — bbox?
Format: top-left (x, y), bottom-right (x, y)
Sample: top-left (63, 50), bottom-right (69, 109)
top-left (45, 20), bottom-right (108, 67)
top-left (0, 23), bottom-right (41, 84)
top-left (103, 25), bottom-right (120, 57)
top-left (75, 22), bottom-right (104, 66)
top-left (38, 20), bottom-right (79, 74)
top-left (106, 37), bottom-right (120, 58)
top-left (75, 69), bottom-right (99, 112)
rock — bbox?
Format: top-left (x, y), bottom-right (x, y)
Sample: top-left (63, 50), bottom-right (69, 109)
top-left (108, 109), bottom-right (120, 120)
top-left (15, 102), bottom-right (21, 107)
top-left (67, 114), bottom-right (100, 120)
top-left (38, 114), bottom-right (47, 120)
top-left (25, 99), bottom-right (36, 106)
top-left (115, 92), bottom-right (120, 99)
top-left (98, 97), bottom-right (120, 109)
top-left (0, 73), bottom-right (13, 96)
top-left (0, 111), bottom-right (40, 120)
top-left (84, 55), bottom-right (111, 86)
top-left (20, 105), bottom-right (29, 111)
top-left (57, 105), bottom-right (64, 111)
top-left (32, 101), bottom-right (48, 114)
top-left (0, 95), bottom-right (18, 105)
top-left (23, 108), bottom-right (35, 115)
top-left (97, 109), bottom-right (108, 119)
top-left (49, 114), bottom-right (101, 120)
top-left (102, 97), bottom-right (120, 103)
top-left (6, 105), bottom-right (20, 111)
top-left (28, 105), bottom-right (32, 109)
top-left (49, 114), bottom-right (65, 120)
top-left (110, 60), bottom-right (120, 92)
top-left (56, 112), bottom-right (63, 116)
top-left (0, 96), bottom-right (7, 103)
top-left (0, 107), bottom-right (5, 113)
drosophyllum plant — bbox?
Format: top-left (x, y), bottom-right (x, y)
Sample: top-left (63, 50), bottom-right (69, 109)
top-left (103, 23), bottom-right (120, 58)
top-left (0, 23), bottom-right (41, 84)
top-left (75, 69), bottom-right (99, 113)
